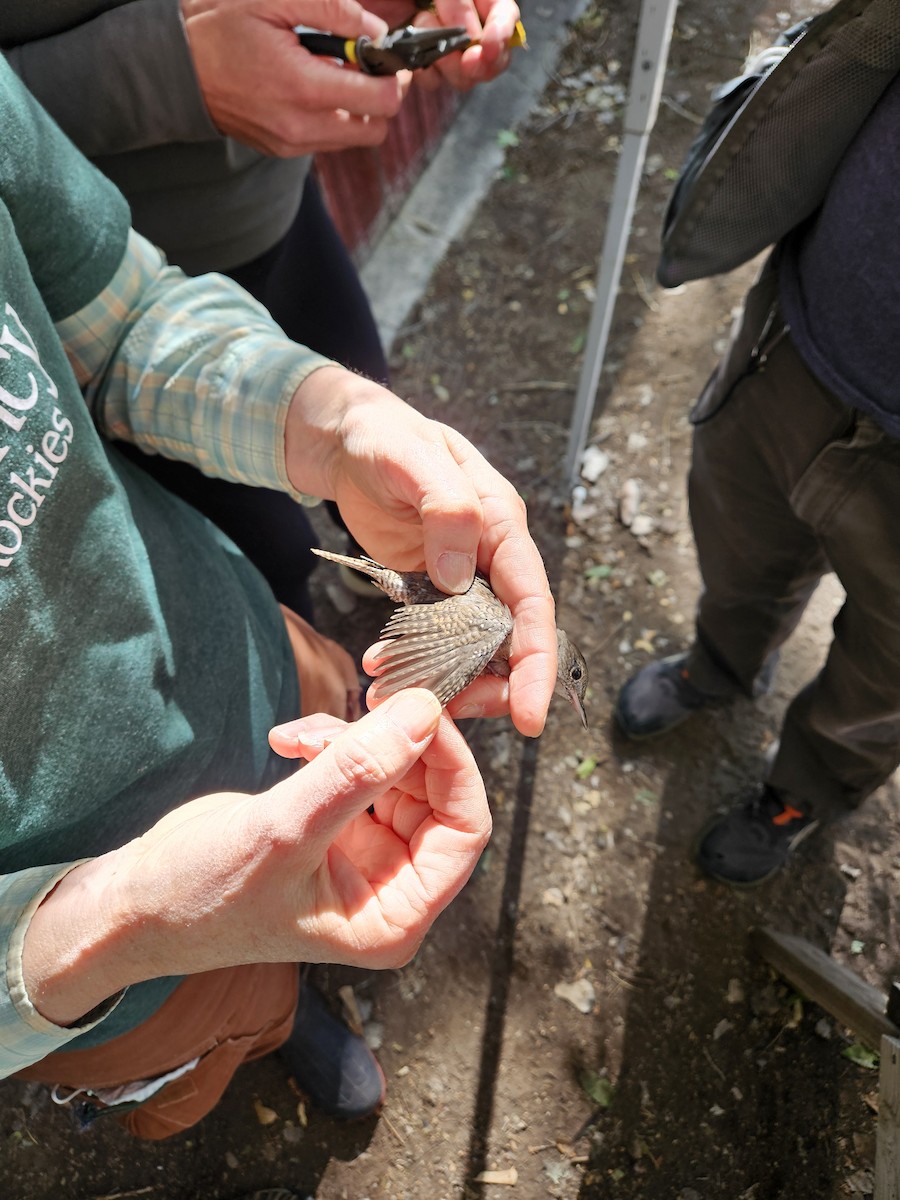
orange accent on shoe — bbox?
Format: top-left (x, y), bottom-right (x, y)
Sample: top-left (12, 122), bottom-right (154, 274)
top-left (772, 804), bottom-right (805, 826)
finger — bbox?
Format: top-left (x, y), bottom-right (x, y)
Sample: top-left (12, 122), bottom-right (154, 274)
top-left (268, 689), bottom-right (442, 854)
top-left (438, 428), bottom-right (557, 736)
top-left (397, 714), bottom-right (491, 880)
top-left (293, 0), bottom-right (388, 42)
top-left (360, 662), bottom-right (511, 721)
top-left (431, 0), bottom-right (519, 44)
top-left (405, 437), bottom-right (485, 594)
top-left (268, 713), bottom-right (349, 758)
top-left (443, 675), bottom-right (510, 720)
top-left (287, 55), bottom-right (406, 119)
top-left (344, 714), bottom-right (487, 862)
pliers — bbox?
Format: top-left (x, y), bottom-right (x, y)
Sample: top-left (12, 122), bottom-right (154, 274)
top-left (296, 17), bottom-right (526, 77)
top-left (295, 24), bottom-right (472, 76)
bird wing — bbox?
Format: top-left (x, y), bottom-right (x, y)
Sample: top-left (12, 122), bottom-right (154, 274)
top-left (369, 595), bottom-right (513, 706)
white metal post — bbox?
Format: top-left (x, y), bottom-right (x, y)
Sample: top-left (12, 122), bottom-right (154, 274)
top-left (564, 0), bottom-right (679, 486)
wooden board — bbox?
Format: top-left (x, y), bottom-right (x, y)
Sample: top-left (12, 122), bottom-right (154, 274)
top-left (876, 1035), bottom-right (900, 1200)
top-left (751, 927), bottom-right (900, 1051)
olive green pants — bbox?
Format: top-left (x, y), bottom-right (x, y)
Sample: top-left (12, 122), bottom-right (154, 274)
top-left (683, 260), bottom-right (900, 821)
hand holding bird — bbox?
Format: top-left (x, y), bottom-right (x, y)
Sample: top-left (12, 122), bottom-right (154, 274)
top-left (313, 549), bottom-right (588, 728)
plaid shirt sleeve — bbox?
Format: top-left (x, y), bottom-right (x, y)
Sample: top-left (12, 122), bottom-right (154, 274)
top-left (0, 864), bottom-right (125, 1077)
top-left (56, 230), bottom-right (334, 504)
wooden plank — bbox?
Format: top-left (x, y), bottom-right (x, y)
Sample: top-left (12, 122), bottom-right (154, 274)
top-left (888, 982), bottom-right (900, 1028)
top-left (875, 1034), bottom-right (900, 1200)
top-left (751, 927), bottom-right (900, 1051)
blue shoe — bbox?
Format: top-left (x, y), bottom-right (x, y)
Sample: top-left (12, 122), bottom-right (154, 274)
top-left (695, 785), bottom-right (820, 886)
top-left (279, 985), bottom-right (385, 1120)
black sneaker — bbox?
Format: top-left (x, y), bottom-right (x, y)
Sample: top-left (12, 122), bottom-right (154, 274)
top-left (278, 984), bottom-right (385, 1120)
top-left (695, 785), bottom-right (820, 887)
top-left (614, 653), bottom-right (726, 739)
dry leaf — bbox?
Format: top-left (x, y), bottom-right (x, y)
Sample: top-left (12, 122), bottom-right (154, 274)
top-left (253, 1098), bottom-right (278, 1126)
top-left (474, 1166), bottom-right (518, 1185)
top-left (338, 984), bottom-right (365, 1036)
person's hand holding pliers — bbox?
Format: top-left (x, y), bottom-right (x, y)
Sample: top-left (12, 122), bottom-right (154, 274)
top-left (405, 1), bottom-right (524, 89)
top-left (298, 2), bottom-right (524, 90)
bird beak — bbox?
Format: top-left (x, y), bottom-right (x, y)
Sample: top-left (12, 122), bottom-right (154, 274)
top-left (568, 688), bottom-right (588, 730)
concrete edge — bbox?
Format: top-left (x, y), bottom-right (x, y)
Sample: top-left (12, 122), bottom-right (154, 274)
top-left (360, 0), bottom-right (591, 352)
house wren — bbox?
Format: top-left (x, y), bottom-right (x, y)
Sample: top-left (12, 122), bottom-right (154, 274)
top-left (313, 548), bottom-right (588, 727)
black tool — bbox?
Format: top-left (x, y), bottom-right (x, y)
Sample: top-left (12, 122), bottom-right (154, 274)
top-left (295, 24), bottom-right (471, 75)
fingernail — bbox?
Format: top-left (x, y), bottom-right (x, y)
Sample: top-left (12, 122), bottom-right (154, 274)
top-left (384, 689), bottom-right (441, 740)
top-left (270, 722), bottom-right (301, 741)
top-left (453, 702), bottom-right (484, 720)
top-left (435, 551), bottom-right (475, 594)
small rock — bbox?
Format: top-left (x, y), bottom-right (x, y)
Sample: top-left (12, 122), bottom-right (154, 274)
top-left (554, 977), bottom-right (596, 1014)
top-left (364, 1020), bottom-right (384, 1051)
top-left (253, 1098), bottom-right (278, 1126)
top-left (630, 514), bottom-right (655, 538)
top-left (619, 478), bottom-right (641, 527)
top-left (580, 444), bottom-right (610, 482)
top-left (726, 978), bottom-right (745, 1004)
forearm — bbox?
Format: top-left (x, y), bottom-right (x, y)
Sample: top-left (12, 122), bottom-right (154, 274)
top-left (0, 863), bottom-right (126, 1075)
top-left (61, 230), bottom-right (334, 497)
top-left (3, 0), bottom-right (217, 155)
top-left (18, 856), bottom-right (140, 1031)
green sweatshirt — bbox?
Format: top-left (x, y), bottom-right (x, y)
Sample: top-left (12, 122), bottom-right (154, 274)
top-left (0, 58), bottom-right (299, 1048)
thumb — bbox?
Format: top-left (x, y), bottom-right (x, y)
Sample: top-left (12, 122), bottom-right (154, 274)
top-left (268, 688), bottom-right (442, 854)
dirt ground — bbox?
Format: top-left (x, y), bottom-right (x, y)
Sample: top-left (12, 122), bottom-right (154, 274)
top-left (3, 1), bottom-right (899, 1198)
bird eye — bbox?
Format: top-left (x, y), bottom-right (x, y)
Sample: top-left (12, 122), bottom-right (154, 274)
top-left (571, 665), bottom-right (583, 680)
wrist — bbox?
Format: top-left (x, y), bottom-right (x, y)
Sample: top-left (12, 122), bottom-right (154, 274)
top-left (284, 365), bottom-right (402, 499)
top-left (20, 854), bottom-right (143, 1027)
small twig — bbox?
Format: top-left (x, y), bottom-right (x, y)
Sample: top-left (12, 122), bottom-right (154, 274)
top-left (498, 423), bottom-right (569, 445)
top-left (661, 406), bottom-right (672, 473)
top-left (93, 1189), bottom-right (156, 1200)
top-left (630, 267), bottom-right (660, 312)
top-left (495, 380), bottom-right (574, 393)
top-left (703, 1045), bottom-right (727, 1082)
top-left (382, 1110), bottom-right (407, 1144)
top-left (660, 93), bottom-right (705, 125)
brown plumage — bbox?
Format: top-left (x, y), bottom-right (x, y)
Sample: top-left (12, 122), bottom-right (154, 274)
top-left (313, 548), bottom-right (588, 727)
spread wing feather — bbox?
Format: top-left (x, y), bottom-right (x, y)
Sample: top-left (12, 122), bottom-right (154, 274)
top-left (370, 597), bottom-right (512, 706)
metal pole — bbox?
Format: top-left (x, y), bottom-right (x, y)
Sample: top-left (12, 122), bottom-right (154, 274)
top-left (564, 0), bottom-right (679, 486)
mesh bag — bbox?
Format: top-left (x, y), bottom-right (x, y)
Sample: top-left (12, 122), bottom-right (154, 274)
top-left (657, 0), bottom-right (900, 287)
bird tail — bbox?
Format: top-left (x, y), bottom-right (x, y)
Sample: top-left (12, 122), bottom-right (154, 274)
top-left (312, 547), bottom-right (407, 600)
top-left (312, 547), bottom-right (383, 578)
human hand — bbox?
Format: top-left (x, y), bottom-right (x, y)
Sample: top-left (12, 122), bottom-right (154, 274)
top-left (284, 367), bottom-right (557, 736)
top-left (366, 0), bottom-right (521, 89)
top-left (180, 0), bottom-right (409, 155)
top-left (280, 605), bottom-right (361, 721)
top-left (23, 691), bottom-right (490, 1025)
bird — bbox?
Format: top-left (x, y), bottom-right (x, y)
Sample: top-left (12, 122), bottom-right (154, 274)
top-left (313, 548), bottom-right (588, 727)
